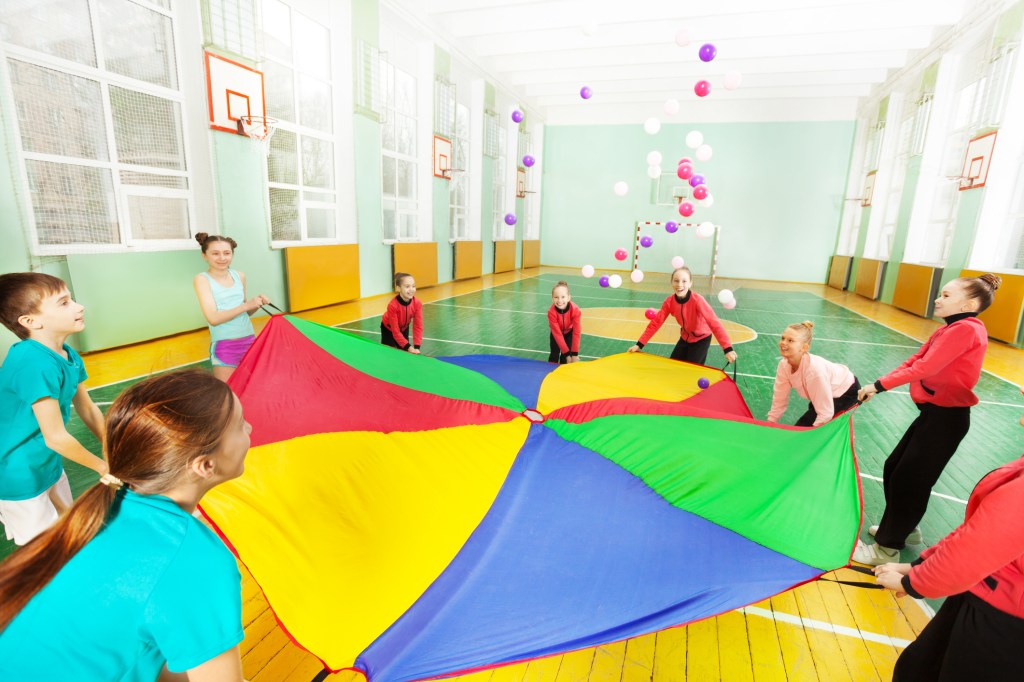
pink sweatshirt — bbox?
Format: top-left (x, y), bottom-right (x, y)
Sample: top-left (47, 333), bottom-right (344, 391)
top-left (767, 353), bottom-right (855, 426)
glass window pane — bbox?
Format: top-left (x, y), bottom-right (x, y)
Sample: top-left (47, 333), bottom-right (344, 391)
top-left (127, 195), bottom-right (189, 239)
top-left (382, 200), bottom-right (397, 240)
top-left (382, 155), bottom-right (396, 196)
top-left (381, 118), bottom-right (396, 152)
top-left (110, 87), bottom-right (185, 170)
top-left (269, 187), bottom-right (300, 241)
top-left (298, 75), bottom-right (332, 132)
top-left (264, 61), bottom-right (296, 122)
top-left (262, 0), bottom-right (291, 62)
top-left (399, 211), bottom-right (416, 240)
top-left (397, 159), bottom-right (415, 199)
top-left (292, 12), bottom-right (330, 80)
top-left (395, 68), bottom-right (415, 116)
top-left (397, 115), bottom-right (416, 156)
top-left (301, 135), bottom-right (334, 189)
top-left (0, 0), bottom-right (96, 66)
top-left (306, 207), bottom-right (335, 239)
top-left (9, 61), bottom-right (108, 160)
top-left (268, 129), bottom-right (298, 184)
top-left (26, 160), bottom-right (119, 245)
top-left (98, 0), bottom-right (178, 89)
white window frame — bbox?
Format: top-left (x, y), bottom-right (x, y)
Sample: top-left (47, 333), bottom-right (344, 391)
top-left (449, 101), bottom-right (470, 241)
top-left (379, 56), bottom-right (419, 242)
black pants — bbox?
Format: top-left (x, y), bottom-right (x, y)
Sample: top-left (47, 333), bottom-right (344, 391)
top-left (380, 323), bottom-right (409, 349)
top-left (548, 331), bottom-right (574, 364)
top-left (894, 593), bottom-right (1024, 681)
top-left (874, 403), bottom-right (971, 549)
top-left (669, 335), bottom-right (713, 365)
top-left (794, 377), bottom-right (862, 427)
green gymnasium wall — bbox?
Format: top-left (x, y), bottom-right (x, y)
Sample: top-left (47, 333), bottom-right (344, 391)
top-left (539, 121), bottom-right (856, 283)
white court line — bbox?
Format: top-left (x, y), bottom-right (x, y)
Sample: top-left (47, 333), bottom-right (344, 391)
top-left (738, 605), bottom-right (912, 648)
top-left (859, 472), bottom-right (968, 505)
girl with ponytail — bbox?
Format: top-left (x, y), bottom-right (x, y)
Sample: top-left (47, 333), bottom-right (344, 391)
top-left (854, 273), bottom-right (1002, 566)
top-left (0, 369), bottom-right (251, 681)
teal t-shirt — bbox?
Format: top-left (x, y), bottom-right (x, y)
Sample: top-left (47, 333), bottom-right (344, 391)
top-left (0, 339), bottom-right (88, 500)
top-left (202, 270), bottom-right (255, 342)
top-left (0, 491), bottom-right (243, 680)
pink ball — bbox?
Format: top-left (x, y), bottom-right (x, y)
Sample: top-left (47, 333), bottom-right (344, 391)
top-left (678, 157), bottom-right (693, 166)
top-left (692, 185), bottom-right (708, 200)
top-left (676, 163), bottom-right (694, 180)
top-left (678, 201), bottom-right (694, 217)
top-left (645, 308), bottom-right (658, 320)
top-left (614, 248), bottom-right (628, 261)
top-left (694, 80), bottom-right (711, 97)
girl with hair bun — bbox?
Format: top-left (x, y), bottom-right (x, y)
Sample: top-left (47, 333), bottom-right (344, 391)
top-left (0, 369), bottom-right (250, 680)
top-left (854, 273), bottom-right (1002, 565)
top-left (766, 320), bottom-right (860, 427)
top-left (193, 232), bottom-right (269, 382)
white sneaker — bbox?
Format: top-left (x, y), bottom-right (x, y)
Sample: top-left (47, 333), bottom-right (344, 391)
top-left (869, 525), bottom-right (923, 545)
top-left (852, 540), bottom-right (900, 566)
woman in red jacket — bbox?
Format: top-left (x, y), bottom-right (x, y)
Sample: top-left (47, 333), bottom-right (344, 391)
top-left (872, 389), bottom-right (1024, 681)
top-left (854, 273), bottom-right (1001, 565)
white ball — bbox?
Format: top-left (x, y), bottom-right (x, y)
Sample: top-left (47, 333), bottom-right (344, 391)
top-left (674, 27), bottom-right (691, 47)
top-left (630, 269), bottom-right (644, 283)
top-left (695, 144), bottom-right (713, 162)
top-left (724, 70), bottom-right (742, 90)
top-left (644, 117), bottom-right (661, 135)
top-left (717, 289), bottom-right (735, 304)
top-left (581, 264), bottom-right (595, 278)
top-left (664, 98), bottom-right (680, 115)
top-left (685, 130), bottom-right (704, 149)
top-left (609, 274), bottom-right (623, 288)
top-left (646, 150), bottom-right (662, 166)
top-left (723, 299), bottom-right (737, 310)
top-left (671, 255), bottom-right (685, 269)
top-left (613, 181), bottom-right (629, 196)
top-left (646, 165), bottom-right (662, 179)
top-left (696, 222), bottom-right (715, 239)
top-left (701, 193), bottom-right (714, 207)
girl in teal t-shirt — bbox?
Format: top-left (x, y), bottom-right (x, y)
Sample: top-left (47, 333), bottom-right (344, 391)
top-left (0, 370), bottom-right (251, 681)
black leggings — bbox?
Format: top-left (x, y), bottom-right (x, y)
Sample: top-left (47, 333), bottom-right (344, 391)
top-left (874, 402), bottom-right (971, 549)
top-left (794, 378), bottom-right (862, 427)
top-left (894, 593), bottom-right (1024, 681)
top-left (380, 323), bottom-right (409, 349)
top-left (548, 331), bottom-right (574, 364)
top-left (669, 335), bottom-right (713, 366)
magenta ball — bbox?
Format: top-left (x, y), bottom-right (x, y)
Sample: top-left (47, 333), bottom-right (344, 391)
top-left (699, 43), bottom-right (717, 62)
top-left (678, 201), bottom-right (695, 217)
top-left (511, 109), bottom-right (524, 123)
top-left (692, 185), bottom-right (708, 200)
top-left (678, 157), bottom-right (693, 166)
top-left (599, 275), bottom-right (610, 287)
top-left (694, 80), bottom-right (711, 97)
top-left (665, 221), bottom-right (679, 233)
top-left (698, 377), bottom-right (710, 389)
top-left (676, 163), bottom-right (694, 180)
top-left (640, 235), bottom-right (653, 248)
top-left (614, 248), bottom-right (628, 261)
top-left (689, 174), bottom-right (705, 188)
top-left (645, 308), bottom-right (658, 320)
top-left (522, 154), bottom-right (535, 167)
top-left (580, 86), bottom-right (593, 99)
top-left (504, 213), bottom-right (517, 226)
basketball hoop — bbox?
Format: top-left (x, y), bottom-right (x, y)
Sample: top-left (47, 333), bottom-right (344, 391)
top-left (237, 115), bottom-right (278, 152)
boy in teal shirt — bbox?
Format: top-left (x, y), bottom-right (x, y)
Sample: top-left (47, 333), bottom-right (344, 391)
top-left (0, 272), bottom-right (108, 545)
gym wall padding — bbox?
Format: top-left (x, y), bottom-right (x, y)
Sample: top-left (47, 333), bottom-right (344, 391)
top-left (453, 241), bottom-right (483, 280)
top-left (522, 240), bottom-right (540, 268)
top-left (284, 244), bottom-right (361, 312)
top-left (854, 258), bottom-right (886, 300)
top-left (892, 263), bottom-right (942, 318)
top-left (828, 255), bottom-right (852, 290)
top-left (494, 241), bottom-right (516, 273)
top-left (961, 269), bottom-right (1024, 345)
top-left (393, 242), bottom-right (439, 287)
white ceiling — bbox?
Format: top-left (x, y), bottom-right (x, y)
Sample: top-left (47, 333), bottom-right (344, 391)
top-left (389, 0), bottom-right (972, 124)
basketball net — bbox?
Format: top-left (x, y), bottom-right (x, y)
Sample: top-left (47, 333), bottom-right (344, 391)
top-left (238, 115), bottom-right (278, 154)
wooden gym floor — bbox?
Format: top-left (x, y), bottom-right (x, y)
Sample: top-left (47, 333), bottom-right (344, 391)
top-left (5, 266), bottom-right (1022, 681)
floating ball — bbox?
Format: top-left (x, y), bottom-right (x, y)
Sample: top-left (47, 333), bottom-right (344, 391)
top-left (678, 201), bottom-right (695, 217)
top-left (724, 70), bottom-right (742, 90)
top-left (599, 275), bottom-right (610, 287)
top-left (644, 117), bottom-right (661, 135)
top-left (647, 165), bottom-right (662, 179)
top-left (665, 220), bottom-right (679, 233)
top-left (718, 289), bottom-right (735, 304)
top-left (640, 235), bottom-right (653, 248)
top-left (664, 98), bottom-right (680, 115)
top-left (614, 248), bottom-right (628, 261)
top-left (692, 185), bottom-right (708, 200)
top-left (696, 144), bottom-right (713, 162)
top-left (580, 85), bottom-right (593, 99)
top-left (608, 274), bottom-right (623, 288)
top-left (696, 221), bottom-right (715, 238)
top-left (698, 43), bottom-right (717, 62)
top-left (511, 109), bottom-right (524, 123)
top-left (645, 307), bottom-right (658, 320)
top-left (724, 299), bottom-right (737, 310)
top-left (674, 27), bottom-right (691, 47)
top-left (678, 157), bottom-right (693, 166)
top-left (698, 377), bottom-right (710, 389)
top-left (522, 154), bottom-right (535, 167)
top-left (676, 163), bottom-right (694, 180)
top-left (613, 181), bottom-right (629, 196)
top-left (689, 174), bottom-right (705, 188)
top-left (694, 80), bottom-right (711, 97)
top-left (504, 213), bottom-right (517, 226)
top-left (685, 130), bottom-right (704, 149)
top-left (646, 151), bottom-right (662, 166)
top-left (671, 255), bottom-right (685, 269)
top-left (581, 264), bottom-right (595, 278)
top-left (631, 269), bottom-right (645, 283)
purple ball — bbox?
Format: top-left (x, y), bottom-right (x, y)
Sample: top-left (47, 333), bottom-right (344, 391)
top-left (665, 221), bottom-right (679, 234)
top-left (511, 109), bottom-right (524, 123)
top-left (522, 154), bottom-right (535, 167)
top-left (599, 275), bottom-right (610, 288)
top-left (698, 377), bottom-right (710, 389)
top-left (504, 213), bottom-right (517, 226)
top-left (689, 174), bottom-right (705, 188)
top-left (699, 43), bottom-right (717, 62)
top-left (640, 235), bottom-right (654, 248)
top-left (580, 85), bottom-right (593, 100)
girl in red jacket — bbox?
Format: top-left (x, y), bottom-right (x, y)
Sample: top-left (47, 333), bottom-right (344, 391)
top-left (628, 266), bottom-right (737, 366)
top-left (547, 281), bottom-right (581, 364)
top-left (381, 272), bottom-right (423, 354)
top-left (872, 389), bottom-right (1024, 681)
top-left (854, 273), bottom-right (1001, 565)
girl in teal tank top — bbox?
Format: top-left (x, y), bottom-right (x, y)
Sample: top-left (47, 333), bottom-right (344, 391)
top-left (192, 233), bottom-right (268, 382)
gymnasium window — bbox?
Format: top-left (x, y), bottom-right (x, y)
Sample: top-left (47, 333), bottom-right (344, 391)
top-left (260, 0), bottom-right (337, 245)
top-left (380, 58), bottom-right (418, 241)
top-left (485, 110), bottom-right (510, 241)
top-left (449, 103), bottom-right (470, 241)
top-left (866, 103), bottom-right (912, 261)
top-left (2, 0), bottom-right (196, 253)
top-left (519, 130), bottom-right (539, 241)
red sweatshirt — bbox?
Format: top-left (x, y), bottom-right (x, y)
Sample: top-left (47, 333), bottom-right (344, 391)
top-left (903, 456), bottom-right (1024, 618)
top-left (547, 302), bottom-right (582, 355)
top-left (637, 291), bottom-right (733, 353)
top-left (382, 295), bottom-right (423, 349)
top-left (876, 314), bottom-right (987, 407)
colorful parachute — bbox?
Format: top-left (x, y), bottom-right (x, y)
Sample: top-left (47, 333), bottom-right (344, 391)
top-left (199, 315), bottom-right (861, 682)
